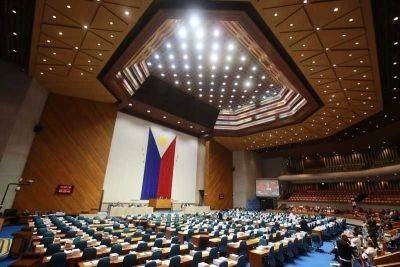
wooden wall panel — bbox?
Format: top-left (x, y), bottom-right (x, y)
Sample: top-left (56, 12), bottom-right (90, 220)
top-left (204, 140), bottom-right (233, 210)
top-left (13, 94), bottom-right (117, 214)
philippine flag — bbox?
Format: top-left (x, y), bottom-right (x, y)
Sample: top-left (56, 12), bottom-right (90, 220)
top-left (140, 129), bottom-right (176, 200)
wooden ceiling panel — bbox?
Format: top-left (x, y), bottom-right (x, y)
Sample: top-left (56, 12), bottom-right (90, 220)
top-left (42, 5), bottom-right (80, 27)
top-left (41, 24), bottom-right (85, 47)
top-left (90, 6), bottom-right (127, 31)
top-left (46, 0), bottom-right (98, 26)
top-left (37, 47), bottom-right (75, 64)
top-left (317, 28), bottom-right (366, 49)
top-left (29, 0), bottom-right (152, 103)
top-left (73, 51), bottom-right (102, 66)
top-left (304, 0), bottom-right (360, 28)
top-left (275, 8), bottom-right (314, 32)
top-left (324, 8), bottom-right (364, 29)
top-left (81, 31), bottom-right (115, 50)
top-left (38, 33), bottom-right (71, 48)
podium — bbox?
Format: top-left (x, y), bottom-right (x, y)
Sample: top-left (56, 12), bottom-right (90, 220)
top-left (148, 198), bottom-right (172, 210)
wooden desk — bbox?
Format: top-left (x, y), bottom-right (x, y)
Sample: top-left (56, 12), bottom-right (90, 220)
top-left (148, 199), bottom-right (172, 210)
top-left (192, 234), bottom-right (210, 249)
top-left (249, 248), bottom-right (269, 267)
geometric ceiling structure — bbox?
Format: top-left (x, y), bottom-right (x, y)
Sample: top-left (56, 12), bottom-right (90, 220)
top-left (214, 0), bottom-right (382, 150)
top-left (28, 0), bottom-right (383, 151)
top-left (107, 11), bottom-right (320, 136)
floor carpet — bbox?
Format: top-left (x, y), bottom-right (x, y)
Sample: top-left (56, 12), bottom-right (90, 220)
top-left (0, 225), bottom-right (24, 267)
top-left (285, 241), bottom-right (337, 267)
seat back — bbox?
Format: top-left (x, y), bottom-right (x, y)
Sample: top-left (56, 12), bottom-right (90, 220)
top-left (49, 252), bottom-right (67, 267)
top-left (169, 244), bottom-right (180, 257)
top-left (209, 247), bottom-right (219, 262)
top-left (97, 257), bottom-right (110, 267)
top-left (192, 251), bottom-right (202, 267)
top-left (122, 253), bottom-right (137, 267)
top-left (82, 247), bottom-right (97, 261)
top-left (110, 244), bottom-right (122, 254)
top-left (154, 238), bottom-right (163, 248)
top-left (137, 242), bottom-right (148, 252)
top-left (45, 243), bottom-right (61, 256)
top-left (151, 250), bottom-right (162, 260)
top-left (169, 255), bottom-right (181, 267)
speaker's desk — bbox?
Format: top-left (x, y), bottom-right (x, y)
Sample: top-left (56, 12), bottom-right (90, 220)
top-left (148, 198), bottom-right (171, 210)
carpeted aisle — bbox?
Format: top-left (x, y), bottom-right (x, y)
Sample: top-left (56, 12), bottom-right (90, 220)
top-left (285, 241), bottom-right (336, 267)
top-left (0, 225), bottom-right (24, 267)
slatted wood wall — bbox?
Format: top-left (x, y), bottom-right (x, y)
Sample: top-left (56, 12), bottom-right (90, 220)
top-left (204, 140), bottom-right (233, 210)
top-left (13, 94), bottom-right (117, 214)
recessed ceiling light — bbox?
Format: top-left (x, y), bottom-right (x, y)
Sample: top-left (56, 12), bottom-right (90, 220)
top-left (394, 17), bottom-right (399, 21)
top-left (40, 72), bottom-right (44, 75)
top-left (58, 31), bottom-right (63, 35)
top-left (46, 39), bottom-right (51, 43)
top-left (333, 7), bottom-right (339, 12)
top-left (83, 25), bottom-right (88, 29)
top-left (289, 23), bottom-right (294, 27)
top-left (66, 4), bottom-right (71, 9)
top-left (11, 10), bottom-right (16, 14)
top-left (12, 49), bottom-right (17, 53)
top-left (52, 15), bottom-right (57, 19)
top-left (124, 10), bottom-right (130, 16)
top-left (274, 13), bottom-right (278, 17)
top-left (349, 18), bottom-right (354, 22)
top-left (12, 32), bottom-right (17, 36)
top-left (109, 21), bottom-right (114, 25)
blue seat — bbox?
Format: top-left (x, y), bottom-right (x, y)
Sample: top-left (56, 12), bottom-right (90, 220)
top-left (43, 232), bottom-right (55, 238)
top-left (237, 255), bottom-right (246, 267)
top-left (122, 253), bottom-right (137, 267)
top-left (191, 251), bottom-right (202, 267)
top-left (259, 237), bottom-right (268, 246)
top-left (169, 244), bottom-right (180, 257)
top-left (145, 261), bottom-right (157, 267)
top-left (124, 236), bottom-right (132, 243)
top-left (111, 244), bottom-right (122, 254)
top-left (75, 240), bottom-right (87, 251)
top-left (151, 250), bottom-right (162, 260)
top-left (169, 255), bottom-right (181, 267)
top-left (137, 242), bottom-right (148, 252)
top-left (209, 247), bottom-right (219, 262)
top-left (142, 233), bottom-right (151, 242)
top-left (264, 246), bottom-right (276, 267)
top-left (82, 247), bottom-right (97, 261)
top-left (41, 237), bottom-right (54, 247)
top-left (219, 236), bottom-right (228, 255)
top-left (100, 238), bottom-right (111, 247)
top-left (154, 238), bottom-right (163, 248)
top-left (285, 241), bottom-right (294, 260)
top-left (93, 233), bottom-right (102, 241)
top-left (171, 236), bottom-right (180, 244)
top-left (156, 232), bottom-right (164, 238)
top-left (97, 257), bottom-right (110, 267)
top-left (66, 230), bottom-right (77, 238)
top-left (45, 243), bottom-right (61, 256)
top-left (311, 234), bottom-right (322, 251)
top-left (275, 243), bottom-right (284, 265)
top-left (49, 252), bottom-right (67, 267)
top-left (238, 240), bottom-right (247, 258)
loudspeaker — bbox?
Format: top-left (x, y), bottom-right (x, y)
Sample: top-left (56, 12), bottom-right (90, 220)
top-left (33, 124), bottom-right (43, 133)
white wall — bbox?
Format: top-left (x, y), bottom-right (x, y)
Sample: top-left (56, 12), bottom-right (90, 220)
top-left (103, 112), bottom-right (200, 203)
top-left (0, 78), bottom-right (48, 212)
top-left (232, 151), bottom-right (263, 208)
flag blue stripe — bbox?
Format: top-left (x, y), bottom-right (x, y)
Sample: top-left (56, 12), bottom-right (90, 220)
top-left (140, 129), bottom-right (161, 200)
